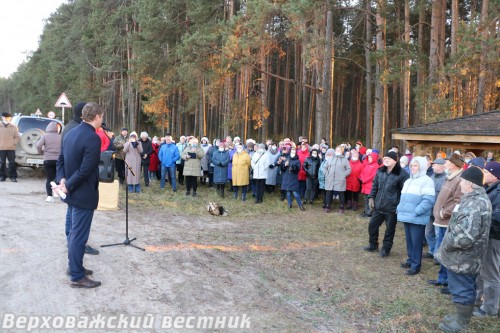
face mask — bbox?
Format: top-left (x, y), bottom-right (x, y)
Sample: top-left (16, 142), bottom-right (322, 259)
top-left (290, 152), bottom-right (296, 158)
top-left (444, 169), bottom-right (451, 176)
top-left (352, 157), bottom-right (358, 161)
top-left (258, 149), bottom-right (264, 153)
top-left (2, 117), bottom-right (11, 124)
top-left (464, 159), bottom-right (470, 163)
top-left (312, 153), bottom-right (318, 158)
top-left (202, 143), bottom-right (208, 146)
top-left (191, 144), bottom-right (198, 148)
top-left (218, 147), bottom-right (224, 152)
top-left (271, 146), bottom-right (277, 151)
top-left (153, 139), bottom-right (158, 144)
top-left (335, 153), bottom-right (342, 156)
top-left (237, 148), bottom-right (243, 153)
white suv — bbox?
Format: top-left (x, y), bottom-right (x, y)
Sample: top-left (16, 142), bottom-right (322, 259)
top-left (11, 114), bottom-right (64, 167)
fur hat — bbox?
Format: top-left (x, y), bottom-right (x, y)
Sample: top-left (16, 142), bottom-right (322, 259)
top-left (446, 153), bottom-right (465, 168)
top-left (484, 162), bottom-right (500, 179)
top-left (384, 150), bottom-right (398, 162)
top-left (461, 166), bottom-right (484, 186)
top-left (129, 131), bottom-right (138, 138)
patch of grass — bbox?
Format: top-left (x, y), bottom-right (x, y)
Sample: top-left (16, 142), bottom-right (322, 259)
top-left (121, 182), bottom-right (500, 332)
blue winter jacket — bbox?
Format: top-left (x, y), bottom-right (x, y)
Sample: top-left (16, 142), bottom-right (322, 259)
top-left (159, 142), bottom-right (180, 167)
top-left (211, 149), bottom-right (230, 184)
top-left (397, 156), bottom-right (436, 225)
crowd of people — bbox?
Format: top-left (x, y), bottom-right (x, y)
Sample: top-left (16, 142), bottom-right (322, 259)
top-left (3, 105), bottom-right (499, 330)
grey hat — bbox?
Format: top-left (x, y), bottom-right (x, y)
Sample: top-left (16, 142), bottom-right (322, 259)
top-left (258, 143), bottom-right (266, 150)
top-left (431, 158), bottom-right (446, 165)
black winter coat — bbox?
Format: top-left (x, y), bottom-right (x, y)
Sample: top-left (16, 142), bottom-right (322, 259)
top-left (486, 180), bottom-right (500, 240)
top-left (140, 138), bottom-right (153, 164)
top-left (369, 162), bottom-right (409, 214)
top-left (303, 156), bottom-right (321, 179)
top-left (281, 155), bottom-right (301, 192)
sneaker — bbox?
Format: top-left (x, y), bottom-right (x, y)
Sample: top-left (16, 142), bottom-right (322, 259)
top-left (45, 196), bottom-right (55, 203)
top-left (405, 269), bottom-right (420, 276)
top-left (70, 276), bottom-right (101, 289)
top-left (473, 307), bottom-right (497, 318)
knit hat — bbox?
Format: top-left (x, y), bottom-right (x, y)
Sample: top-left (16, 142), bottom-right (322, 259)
top-left (72, 102), bottom-right (86, 122)
top-left (384, 150), bottom-right (398, 162)
top-left (400, 155), bottom-right (409, 165)
top-left (484, 162), bottom-right (500, 179)
top-left (258, 143), bottom-right (266, 150)
top-left (2, 112), bottom-right (12, 117)
top-left (469, 157), bottom-right (486, 168)
top-left (461, 166), bottom-right (484, 186)
top-left (446, 153), bottom-right (465, 168)
top-left (326, 148), bottom-right (335, 156)
top-left (121, 127), bottom-right (128, 132)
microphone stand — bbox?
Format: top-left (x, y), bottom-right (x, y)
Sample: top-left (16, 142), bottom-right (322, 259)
top-left (101, 150), bottom-right (145, 251)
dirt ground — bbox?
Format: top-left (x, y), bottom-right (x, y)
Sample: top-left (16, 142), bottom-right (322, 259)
top-left (0, 168), bottom-right (344, 333)
top-left (2, 168), bottom-right (498, 333)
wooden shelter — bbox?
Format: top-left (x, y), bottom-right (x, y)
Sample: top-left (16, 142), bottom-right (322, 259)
top-left (392, 110), bottom-right (500, 155)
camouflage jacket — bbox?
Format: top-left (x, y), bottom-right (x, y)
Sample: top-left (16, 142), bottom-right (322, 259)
top-left (113, 134), bottom-right (128, 160)
top-left (435, 187), bottom-right (492, 274)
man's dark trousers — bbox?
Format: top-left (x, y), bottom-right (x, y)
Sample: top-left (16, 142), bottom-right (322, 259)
top-left (67, 206), bottom-right (94, 281)
top-left (368, 210), bottom-right (398, 251)
top-left (0, 150), bottom-right (17, 179)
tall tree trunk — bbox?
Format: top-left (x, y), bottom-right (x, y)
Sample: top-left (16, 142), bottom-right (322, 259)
top-left (416, 0), bottom-right (427, 125)
top-left (475, 0), bottom-right (490, 114)
top-left (364, 0), bottom-right (373, 147)
top-left (402, 0), bottom-right (410, 129)
top-left (429, 0), bottom-right (444, 85)
top-left (373, 0), bottom-right (386, 151)
top-left (315, 6), bottom-right (333, 144)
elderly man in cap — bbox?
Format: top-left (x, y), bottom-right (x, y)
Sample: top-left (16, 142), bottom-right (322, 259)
top-left (428, 153), bottom-right (465, 294)
top-left (435, 166), bottom-right (491, 332)
top-left (363, 150), bottom-right (409, 257)
top-left (424, 158), bottom-right (447, 260)
top-left (474, 161), bottom-right (500, 318)
top-left (0, 112), bottom-right (20, 182)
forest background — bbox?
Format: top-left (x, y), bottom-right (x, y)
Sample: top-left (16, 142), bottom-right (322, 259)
top-left (0, 0), bottom-right (498, 151)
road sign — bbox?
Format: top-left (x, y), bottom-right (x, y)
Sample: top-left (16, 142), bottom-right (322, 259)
top-left (55, 92), bottom-right (72, 108)
top-left (47, 111), bottom-right (56, 119)
top-left (35, 109), bottom-right (42, 116)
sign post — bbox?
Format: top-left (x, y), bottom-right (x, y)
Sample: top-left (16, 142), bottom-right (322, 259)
top-left (54, 92), bottom-right (72, 123)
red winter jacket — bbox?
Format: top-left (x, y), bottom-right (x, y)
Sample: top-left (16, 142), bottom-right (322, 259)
top-left (346, 159), bottom-right (364, 192)
top-left (297, 146), bottom-right (310, 181)
top-left (359, 153), bottom-right (380, 195)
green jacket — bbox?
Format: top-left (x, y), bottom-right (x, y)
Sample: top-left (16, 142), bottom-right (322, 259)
top-left (435, 187), bottom-right (492, 274)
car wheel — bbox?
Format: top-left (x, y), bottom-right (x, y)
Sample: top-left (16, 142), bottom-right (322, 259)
top-left (20, 128), bottom-right (45, 155)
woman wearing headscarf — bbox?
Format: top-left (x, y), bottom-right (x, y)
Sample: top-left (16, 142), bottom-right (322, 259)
top-left (251, 143), bottom-right (268, 203)
top-left (324, 145), bottom-right (351, 213)
top-left (181, 137), bottom-right (205, 197)
top-left (397, 156), bottom-right (435, 275)
top-left (123, 131), bottom-right (143, 193)
top-left (280, 146), bottom-right (305, 210)
top-left (232, 143), bottom-right (251, 201)
top-left (149, 136), bottom-right (160, 181)
top-left (264, 142), bottom-right (280, 194)
top-left (200, 137), bottom-right (211, 185)
top-left (359, 152), bottom-right (379, 217)
top-left (36, 121), bottom-right (62, 202)
top-left (211, 140), bottom-right (230, 197)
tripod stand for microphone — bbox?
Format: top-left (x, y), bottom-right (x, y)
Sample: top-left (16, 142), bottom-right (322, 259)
top-left (101, 154), bottom-right (145, 251)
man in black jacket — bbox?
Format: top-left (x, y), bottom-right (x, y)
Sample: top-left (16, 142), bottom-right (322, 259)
top-left (363, 150), bottom-right (409, 257)
top-left (474, 161), bottom-right (500, 318)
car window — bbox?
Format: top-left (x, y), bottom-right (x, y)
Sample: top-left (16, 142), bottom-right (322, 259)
top-left (17, 118), bottom-right (56, 133)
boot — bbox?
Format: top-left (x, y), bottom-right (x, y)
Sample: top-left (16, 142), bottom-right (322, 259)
top-left (352, 201), bottom-right (358, 211)
top-left (439, 303), bottom-right (473, 333)
top-left (220, 187), bottom-right (225, 198)
top-left (338, 205), bottom-right (345, 214)
top-left (241, 192), bottom-right (247, 201)
top-left (233, 190), bottom-right (238, 199)
top-left (346, 200), bottom-right (352, 209)
top-left (363, 243), bottom-right (378, 252)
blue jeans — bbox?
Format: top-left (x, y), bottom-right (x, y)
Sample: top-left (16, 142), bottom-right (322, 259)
top-left (287, 191), bottom-right (303, 207)
top-left (435, 226), bottom-right (448, 283)
top-left (448, 270), bottom-right (477, 305)
top-left (67, 206), bottom-right (94, 281)
top-left (425, 217), bottom-right (436, 255)
top-left (128, 184), bottom-right (141, 193)
top-left (403, 223), bottom-right (426, 272)
top-left (161, 165), bottom-right (177, 190)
